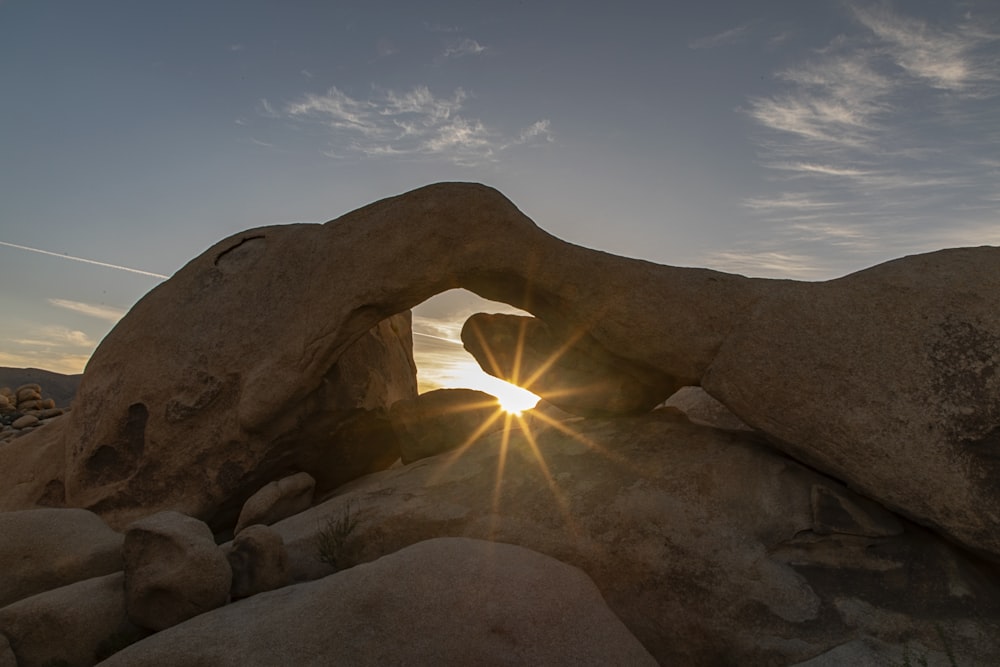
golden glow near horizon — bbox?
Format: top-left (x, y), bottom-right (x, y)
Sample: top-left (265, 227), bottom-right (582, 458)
top-left (420, 355), bottom-right (540, 415)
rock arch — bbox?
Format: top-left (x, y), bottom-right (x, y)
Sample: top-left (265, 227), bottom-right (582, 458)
top-left (8, 183), bottom-right (1000, 562)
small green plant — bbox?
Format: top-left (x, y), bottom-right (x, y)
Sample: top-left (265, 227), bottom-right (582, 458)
top-left (316, 503), bottom-right (357, 571)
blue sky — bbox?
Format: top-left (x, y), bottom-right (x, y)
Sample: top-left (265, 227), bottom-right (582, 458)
top-left (1, 1), bottom-right (998, 392)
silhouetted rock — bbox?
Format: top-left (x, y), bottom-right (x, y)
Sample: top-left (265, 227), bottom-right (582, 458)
top-left (389, 388), bottom-right (505, 463)
top-left (462, 312), bottom-right (673, 416)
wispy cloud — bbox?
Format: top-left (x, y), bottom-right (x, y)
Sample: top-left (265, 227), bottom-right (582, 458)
top-left (442, 38), bottom-right (488, 58)
top-left (690, 22), bottom-right (755, 49)
top-left (275, 85), bottom-right (552, 164)
top-left (15, 326), bottom-right (95, 349)
top-left (723, 3), bottom-right (1000, 278)
top-left (852, 4), bottom-right (1000, 93)
top-left (48, 299), bottom-right (126, 322)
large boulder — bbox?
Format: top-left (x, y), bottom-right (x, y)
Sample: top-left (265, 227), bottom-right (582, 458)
top-left (100, 537), bottom-right (657, 666)
top-left (0, 508), bottom-right (122, 607)
top-left (700, 248), bottom-right (1000, 563)
top-left (0, 417), bottom-right (69, 512)
top-left (234, 472), bottom-right (316, 536)
top-left (388, 388), bottom-right (507, 463)
top-left (0, 572), bottom-right (140, 667)
top-left (269, 410), bottom-right (1000, 666)
top-left (123, 511), bottom-right (232, 631)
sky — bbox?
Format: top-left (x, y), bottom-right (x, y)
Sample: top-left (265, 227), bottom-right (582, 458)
top-left (1, 1), bottom-right (999, 399)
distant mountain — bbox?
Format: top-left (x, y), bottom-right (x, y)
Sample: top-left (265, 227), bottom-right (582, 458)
top-left (0, 367), bottom-right (83, 408)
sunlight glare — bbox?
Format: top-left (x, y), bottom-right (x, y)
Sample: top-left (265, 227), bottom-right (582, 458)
top-left (445, 359), bottom-right (540, 414)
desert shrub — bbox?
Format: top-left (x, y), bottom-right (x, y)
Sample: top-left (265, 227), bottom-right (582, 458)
top-left (316, 503), bottom-right (357, 572)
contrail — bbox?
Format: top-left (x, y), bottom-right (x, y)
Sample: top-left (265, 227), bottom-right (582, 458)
top-left (413, 331), bottom-right (463, 345)
top-left (0, 241), bottom-right (170, 279)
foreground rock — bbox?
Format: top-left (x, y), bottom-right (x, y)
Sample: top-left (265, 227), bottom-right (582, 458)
top-left (0, 508), bottom-right (122, 607)
top-left (123, 512), bottom-right (231, 631)
top-left (271, 410), bottom-right (1000, 666)
top-left (0, 572), bottom-right (139, 667)
top-left (101, 537), bottom-right (657, 666)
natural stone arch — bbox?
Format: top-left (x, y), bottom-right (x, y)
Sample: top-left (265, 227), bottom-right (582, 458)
top-left (2, 182), bottom-right (998, 563)
top-left (53, 182), bottom-right (753, 530)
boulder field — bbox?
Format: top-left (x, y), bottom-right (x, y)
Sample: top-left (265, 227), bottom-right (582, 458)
top-left (0, 182), bottom-right (998, 665)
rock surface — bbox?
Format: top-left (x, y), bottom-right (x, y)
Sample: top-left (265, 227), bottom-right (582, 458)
top-left (0, 573), bottom-right (137, 667)
top-left (100, 537), bottom-right (658, 666)
top-left (123, 511), bottom-right (232, 631)
top-left (663, 386), bottom-right (752, 431)
top-left (0, 508), bottom-right (122, 608)
top-left (389, 388), bottom-right (506, 463)
top-left (68, 311), bottom-right (416, 531)
top-left (271, 410), bottom-right (1000, 666)
top-left (234, 472), bottom-right (316, 536)
top-left (700, 247), bottom-right (1000, 562)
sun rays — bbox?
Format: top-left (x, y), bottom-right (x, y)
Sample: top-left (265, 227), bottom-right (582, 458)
top-left (420, 312), bottom-right (649, 542)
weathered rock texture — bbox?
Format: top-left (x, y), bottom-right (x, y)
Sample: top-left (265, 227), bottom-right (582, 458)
top-left (700, 249), bottom-right (1000, 563)
top-left (0, 508), bottom-right (122, 608)
top-left (72, 310), bottom-right (414, 530)
top-left (389, 388), bottom-right (506, 463)
top-left (122, 511), bottom-right (232, 631)
top-left (100, 537), bottom-right (657, 666)
top-left (271, 410), bottom-right (1000, 666)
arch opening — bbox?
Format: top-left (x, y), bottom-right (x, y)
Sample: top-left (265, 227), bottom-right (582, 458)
top-left (411, 289), bottom-right (540, 414)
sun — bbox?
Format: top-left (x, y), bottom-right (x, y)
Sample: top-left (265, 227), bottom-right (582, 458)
top-left (447, 360), bottom-right (540, 415)
top-left (485, 376), bottom-right (541, 415)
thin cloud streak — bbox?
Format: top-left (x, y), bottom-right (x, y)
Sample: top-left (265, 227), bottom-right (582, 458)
top-left (689, 22), bottom-right (754, 49)
top-left (47, 299), bottom-right (127, 323)
top-left (0, 241), bottom-right (170, 279)
top-left (276, 85), bottom-right (552, 164)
